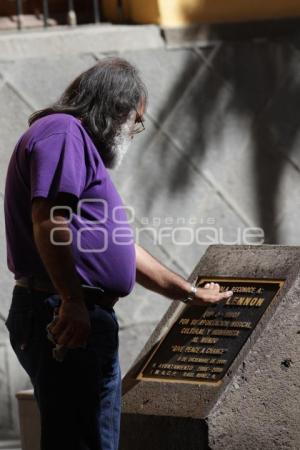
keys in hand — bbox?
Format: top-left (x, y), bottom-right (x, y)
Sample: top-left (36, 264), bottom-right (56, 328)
top-left (46, 303), bottom-right (89, 362)
top-left (47, 299), bottom-right (91, 350)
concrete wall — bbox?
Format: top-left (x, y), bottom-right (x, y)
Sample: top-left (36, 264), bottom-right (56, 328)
top-left (1, 25), bottom-right (300, 439)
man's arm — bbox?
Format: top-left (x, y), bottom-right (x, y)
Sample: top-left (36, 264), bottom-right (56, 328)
top-left (135, 243), bottom-right (233, 304)
top-left (32, 196), bottom-right (91, 348)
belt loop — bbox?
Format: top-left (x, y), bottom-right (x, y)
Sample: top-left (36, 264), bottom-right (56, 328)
top-left (27, 275), bottom-right (34, 294)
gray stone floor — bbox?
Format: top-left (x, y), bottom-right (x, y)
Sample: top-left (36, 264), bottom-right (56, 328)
top-left (1, 25), bottom-right (300, 438)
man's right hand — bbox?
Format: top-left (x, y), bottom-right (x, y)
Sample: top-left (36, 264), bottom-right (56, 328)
top-left (31, 197), bottom-right (92, 349)
top-left (191, 282), bottom-right (233, 306)
top-left (48, 298), bottom-right (91, 349)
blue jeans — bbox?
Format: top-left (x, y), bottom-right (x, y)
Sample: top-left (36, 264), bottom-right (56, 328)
top-left (5, 285), bottom-right (121, 450)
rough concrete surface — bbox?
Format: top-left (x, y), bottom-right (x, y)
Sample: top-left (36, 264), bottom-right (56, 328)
top-left (121, 245), bottom-right (300, 450)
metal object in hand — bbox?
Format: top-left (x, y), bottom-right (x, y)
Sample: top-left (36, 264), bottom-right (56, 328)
top-left (46, 305), bottom-right (87, 362)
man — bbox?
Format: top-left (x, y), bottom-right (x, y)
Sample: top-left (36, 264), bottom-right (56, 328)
top-left (4, 57), bottom-right (233, 450)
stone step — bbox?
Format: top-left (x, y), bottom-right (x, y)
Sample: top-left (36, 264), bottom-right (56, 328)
top-left (0, 24), bottom-right (165, 60)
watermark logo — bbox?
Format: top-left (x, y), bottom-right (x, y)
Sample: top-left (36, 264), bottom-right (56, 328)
top-left (50, 200), bottom-right (265, 252)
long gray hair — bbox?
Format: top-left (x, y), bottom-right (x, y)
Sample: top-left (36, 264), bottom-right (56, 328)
top-left (28, 57), bottom-right (148, 167)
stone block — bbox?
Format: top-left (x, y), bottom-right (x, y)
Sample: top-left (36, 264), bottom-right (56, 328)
top-left (0, 54), bottom-right (95, 109)
top-left (209, 40), bottom-right (291, 114)
top-left (159, 42), bottom-right (297, 230)
top-left (250, 45), bottom-right (300, 173)
top-left (112, 117), bottom-right (247, 274)
top-left (108, 47), bottom-right (205, 123)
top-left (121, 245), bottom-right (300, 450)
top-left (0, 84), bottom-right (32, 193)
top-left (0, 25), bottom-right (165, 61)
top-left (0, 344), bottom-right (11, 432)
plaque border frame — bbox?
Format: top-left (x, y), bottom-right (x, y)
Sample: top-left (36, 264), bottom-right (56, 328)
top-left (136, 277), bottom-right (285, 385)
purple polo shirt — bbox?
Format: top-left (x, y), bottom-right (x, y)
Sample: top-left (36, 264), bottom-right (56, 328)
top-left (4, 113), bottom-right (136, 297)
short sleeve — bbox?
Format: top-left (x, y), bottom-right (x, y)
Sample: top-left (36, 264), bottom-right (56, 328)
top-left (30, 132), bottom-right (86, 209)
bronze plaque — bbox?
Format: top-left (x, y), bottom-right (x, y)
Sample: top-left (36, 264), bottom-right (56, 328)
top-left (137, 277), bottom-right (284, 384)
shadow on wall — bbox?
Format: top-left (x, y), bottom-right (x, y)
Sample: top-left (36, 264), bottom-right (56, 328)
top-left (135, 34), bottom-right (300, 245)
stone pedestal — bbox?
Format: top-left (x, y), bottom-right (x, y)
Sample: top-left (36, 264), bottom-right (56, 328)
top-left (120, 244), bottom-right (300, 450)
top-left (16, 390), bottom-right (40, 450)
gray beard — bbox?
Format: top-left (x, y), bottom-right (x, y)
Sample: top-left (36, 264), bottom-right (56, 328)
top-left (112, 134), bottom-right (132, 169)
top-left (109, 113), bottom-right (135, 170)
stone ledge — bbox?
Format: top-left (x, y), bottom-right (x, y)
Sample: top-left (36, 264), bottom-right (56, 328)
top-left (162, 17), bottom-right (300, 48)
top-left (0, 24), bottom-right (165, 60)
